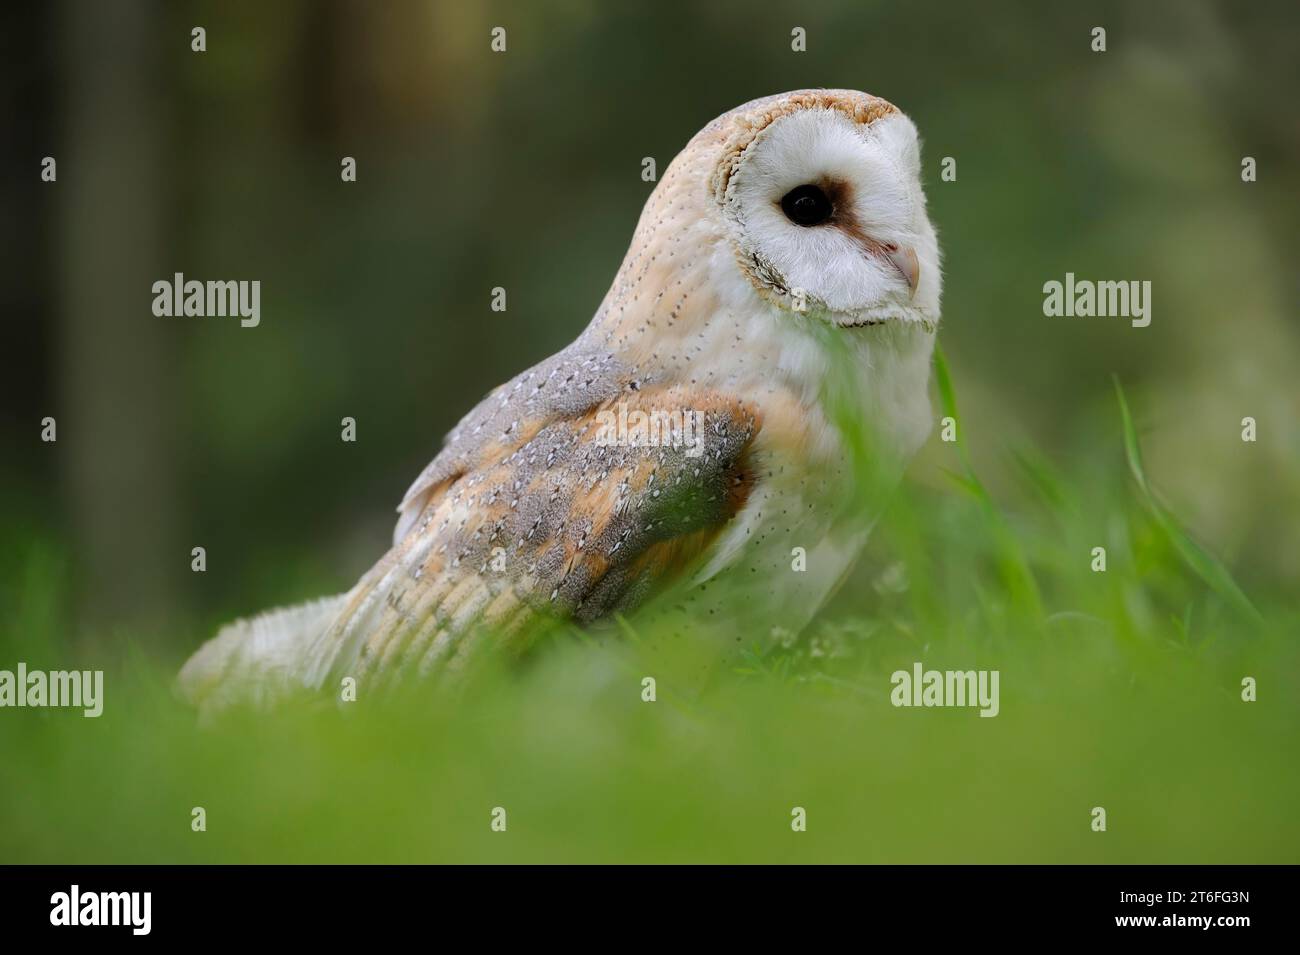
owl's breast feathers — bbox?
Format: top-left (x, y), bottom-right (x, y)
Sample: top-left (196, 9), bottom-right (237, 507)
top-left (308, 347), bottom-right (763, 691)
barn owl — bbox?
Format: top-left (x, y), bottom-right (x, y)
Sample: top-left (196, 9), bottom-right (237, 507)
top-left (179, 89), bottom-right (942, 715)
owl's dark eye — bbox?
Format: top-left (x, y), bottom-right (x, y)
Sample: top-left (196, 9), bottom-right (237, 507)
top-left (780, 184), bottom-right (834, 227)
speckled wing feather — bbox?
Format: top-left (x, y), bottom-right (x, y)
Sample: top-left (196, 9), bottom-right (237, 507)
top-left (304, 373), bottom-right (762, 693)
top-left (393, 347), bottom-right (636, 545)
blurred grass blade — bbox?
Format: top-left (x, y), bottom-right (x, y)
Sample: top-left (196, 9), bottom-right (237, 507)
top-left (934, 347), bottom-right (1042, 617)
top-left (933, 346), bottom-right (989, 504)
top-left (1113, 376), bottom-right (1263, 626)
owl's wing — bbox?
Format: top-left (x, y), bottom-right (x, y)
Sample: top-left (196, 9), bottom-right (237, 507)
top-left (393, 347), bottom-right (638, 545)
top-left (305, 381), bottom-right (762, 691)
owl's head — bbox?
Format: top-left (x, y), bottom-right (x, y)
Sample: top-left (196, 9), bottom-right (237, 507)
top-left (705, 90), bottom-right (940, 329)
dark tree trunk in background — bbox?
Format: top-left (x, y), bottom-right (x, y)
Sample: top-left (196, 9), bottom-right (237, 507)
top-left (59, 0), bottom-right (180, 640)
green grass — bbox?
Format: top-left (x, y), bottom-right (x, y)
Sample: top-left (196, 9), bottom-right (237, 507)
top-left (1, 371), bottom-right (1296, 863)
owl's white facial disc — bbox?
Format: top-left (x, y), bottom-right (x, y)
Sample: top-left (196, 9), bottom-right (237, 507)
top-left (721, 107), bottom-right (941, 327)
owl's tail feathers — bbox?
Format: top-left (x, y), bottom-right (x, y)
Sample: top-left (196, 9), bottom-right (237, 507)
top-left (176, 594), bottom-right (350, 721)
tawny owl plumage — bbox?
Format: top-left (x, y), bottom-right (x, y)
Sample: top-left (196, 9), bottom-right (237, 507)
top-left (179, 89), bottom-right (942, 715)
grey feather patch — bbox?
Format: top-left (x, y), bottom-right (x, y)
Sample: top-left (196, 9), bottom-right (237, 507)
top-left (394, 347), bottom-right (641, 544)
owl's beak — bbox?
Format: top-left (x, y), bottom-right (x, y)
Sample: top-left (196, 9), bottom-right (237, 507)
top-left (883, 244), bottom-right (920, 299)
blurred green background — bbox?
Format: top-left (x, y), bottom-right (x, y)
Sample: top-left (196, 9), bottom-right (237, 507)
top-left (1, 0), bottom-right (1297, 863)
